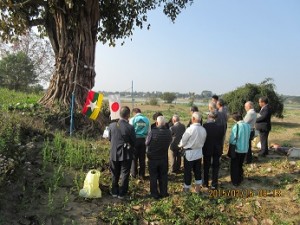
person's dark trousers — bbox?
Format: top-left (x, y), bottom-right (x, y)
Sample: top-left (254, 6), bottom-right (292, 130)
top-left (110, 159), bottom-right (132, 197)
top-left (148, 158), bottom-right (168, 197)
top-left (246, 130), bottom-right (255, 163)
top-left (259, 131), bottom-right (269, 155)
top-left (183, 157), bottom-right (202, 186)
top-left (230, 153), bottom-right (246, 185)
top-left (170, 147), bottom-right (182, 173)
top-left (131, 138), bottom-right (146, 178)
top-left (203, 154), bottom-right (221, 188)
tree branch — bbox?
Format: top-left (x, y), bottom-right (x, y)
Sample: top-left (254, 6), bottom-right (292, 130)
top-left (28, 18), bottom-right (45, 26)
top-left (12, 0), bottom-right (47, 8)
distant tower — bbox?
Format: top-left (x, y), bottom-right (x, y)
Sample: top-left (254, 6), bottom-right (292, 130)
top-left (131, 80), bottom-right (134, 109)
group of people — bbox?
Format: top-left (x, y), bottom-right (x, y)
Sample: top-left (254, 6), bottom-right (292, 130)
top-left (228, 96), bottom-right (272, 186)
top-left (107, 95), bottom-right (272, 199)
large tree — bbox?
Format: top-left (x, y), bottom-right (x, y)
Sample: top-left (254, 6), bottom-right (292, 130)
top-left (0, 0), bottom-right (193, 109)
top-left (222, 78), bottom-right (284, 118)
top-left (161, 92), bottom-right (177, 103)
top-left (0, 31), bottom-right (54, 86)
top-left (0, 51), bottom-right (38, 91)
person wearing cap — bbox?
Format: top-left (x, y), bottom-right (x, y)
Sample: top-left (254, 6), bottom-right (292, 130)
top-left (179, 112), bottom-right (207, 193)
top-left (229, 113), bottom-right (250, 186)
top-left (129, 108), bottom-right (150, 179)
top-left (202, 111), bottom-right (225, 189)
top-left (169, 114), bottom-right (186, 173)
top-left (243, 101), bottom-right (257, 163)
top-left (146, 116), bottom-right (172, 199)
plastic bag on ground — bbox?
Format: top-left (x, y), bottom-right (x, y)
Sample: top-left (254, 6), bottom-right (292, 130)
top-left (79, 169), bottom-right (102, 198)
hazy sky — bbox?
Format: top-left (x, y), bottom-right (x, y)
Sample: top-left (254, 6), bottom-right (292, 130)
top-left (94, 0), bottom-right (300, 96)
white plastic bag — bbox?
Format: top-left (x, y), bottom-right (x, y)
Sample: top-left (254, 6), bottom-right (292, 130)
top-left (79, 169), bottom-right (102, 198)
top-left (102, 126), bottom-right (109, 139)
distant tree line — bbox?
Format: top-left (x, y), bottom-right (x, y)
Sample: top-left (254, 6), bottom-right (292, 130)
top-left (101, 90), bottom-right (216, 100)
top-left (102, 78), bottom-right (287, 118)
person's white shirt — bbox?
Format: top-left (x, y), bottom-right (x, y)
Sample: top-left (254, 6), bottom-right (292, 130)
top-left (178, 123), bottom-right (207, 161)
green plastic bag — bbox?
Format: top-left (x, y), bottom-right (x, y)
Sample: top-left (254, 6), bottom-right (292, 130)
top-left (79, 169), bottom-right (102, 198)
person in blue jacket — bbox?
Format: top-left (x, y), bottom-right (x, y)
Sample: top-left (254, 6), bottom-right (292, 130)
top-left (229, 113), bottom-right (250, 186)
top-left (129, 108), bottom-right (150, 179)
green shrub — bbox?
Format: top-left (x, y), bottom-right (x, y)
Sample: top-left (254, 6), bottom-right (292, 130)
top-left (149, 97), bottom-right (158, 106)
top-left (0, 113), bottom-right (21, 157)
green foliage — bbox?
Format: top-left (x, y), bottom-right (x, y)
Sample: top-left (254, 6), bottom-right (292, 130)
top-left (149, 97), bottom-right (158, 106)
top-left (160, 92), bottom-right (177, 103)
top-left (281, 141), bottom-right (292, 147)
top-left (295, 184), bottom-right (300, 203)
top-left (0, 52), bottom-right (38, 92)
top-left (100, 203), bottom-right (139, 225)
top-left (222, 78), bottom-right (284, 118)
top-left (0, 113), bottom-right (22, 185)
top-left (188, 92), bottom-right (195, 106)
top-left (0, 88), bottom-right (41, 111)
top-left (0, 1), bottom-right (193, 46)
top-left (0, 31), bottom-right (54, 86)
top-left (201, 90), bottom-right (213, 98)
top-left (0, 113), bottom-right (21, 157)
top-left (98, 195), bottom-right (234, 224)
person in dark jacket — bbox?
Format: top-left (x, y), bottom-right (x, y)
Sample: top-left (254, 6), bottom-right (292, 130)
top-left (255, 96), bottom-right (272, 156)
top-left (108, 106), bottom-right (136, 199)
top-left (203, 112), bottom-right (225, 189)
top-left (146, 116), bottom-right (172, 199)
top-left (169, 114), bottom-right (186, 173)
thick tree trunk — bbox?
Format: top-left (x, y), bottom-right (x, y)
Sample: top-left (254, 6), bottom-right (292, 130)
top-left (39, 0), bottom-right (100, 109)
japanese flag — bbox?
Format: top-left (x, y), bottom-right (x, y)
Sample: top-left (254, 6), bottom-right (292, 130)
top-left (108, 94), bottom-right (121, 120)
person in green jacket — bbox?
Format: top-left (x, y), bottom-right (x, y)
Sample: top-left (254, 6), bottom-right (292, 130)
top-left (129, 108), bottom-right (150, 179)
top-left (229, 113), bottom-right (250, 186)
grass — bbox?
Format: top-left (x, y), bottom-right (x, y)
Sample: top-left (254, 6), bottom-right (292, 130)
top-left (0, 88), bottom-right (41, 111)
top-left (42, 132), bottom-right (109, 170)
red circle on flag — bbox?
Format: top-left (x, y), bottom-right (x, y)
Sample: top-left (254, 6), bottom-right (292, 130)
top-left (111, 102), bottom-right (120, 112)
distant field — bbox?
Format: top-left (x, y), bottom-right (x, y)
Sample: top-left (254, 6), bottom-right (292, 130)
top-left (121, 98), bottom-right (300, 148)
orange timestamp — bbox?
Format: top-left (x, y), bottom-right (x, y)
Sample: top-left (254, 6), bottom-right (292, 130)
top-left (208, 189), bottom-right (282, 198)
